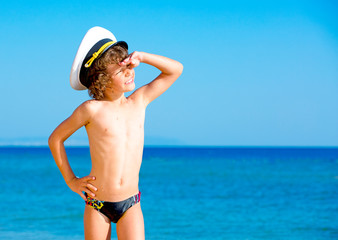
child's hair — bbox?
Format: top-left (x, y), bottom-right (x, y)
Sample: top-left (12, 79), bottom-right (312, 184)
top-left (87, 45), bottom-right (129, 100)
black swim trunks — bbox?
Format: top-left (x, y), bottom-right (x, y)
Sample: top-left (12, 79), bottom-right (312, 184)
top-left (85, 191), bottom-right (141, 223)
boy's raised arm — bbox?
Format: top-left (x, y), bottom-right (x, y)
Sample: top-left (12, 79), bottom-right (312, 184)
top-left (48, 101), bottom-right (97, 200)
top-left (123, 51), bottom-right (183, 106)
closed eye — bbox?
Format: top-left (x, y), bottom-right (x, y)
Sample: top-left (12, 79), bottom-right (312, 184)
top-left (115, 69), bottom-right (123, 75)
top-left (115, 64), bottom-right (131, 75)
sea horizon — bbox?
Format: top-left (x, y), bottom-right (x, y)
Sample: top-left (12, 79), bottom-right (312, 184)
top-left (1, 144), bottom-right (338, 148)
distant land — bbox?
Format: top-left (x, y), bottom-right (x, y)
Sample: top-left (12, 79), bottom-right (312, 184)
top-left (0, 136), bottom-right (185, 147)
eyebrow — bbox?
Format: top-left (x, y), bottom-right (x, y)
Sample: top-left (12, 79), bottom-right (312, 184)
top-left (115, 68), bottom-right (122, 74)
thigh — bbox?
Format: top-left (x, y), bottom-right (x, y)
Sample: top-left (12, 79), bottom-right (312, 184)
top-left (116, 203), bottom-right (145, 240)
top-left (84, 205), bottom-right (112, 240)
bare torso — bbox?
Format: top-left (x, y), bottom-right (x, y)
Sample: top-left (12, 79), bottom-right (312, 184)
top-left (85, 98), bottom-right (145, 202)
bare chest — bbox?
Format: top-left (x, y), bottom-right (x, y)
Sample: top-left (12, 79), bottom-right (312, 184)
top-left (88, 106), bottom-right (145, 139)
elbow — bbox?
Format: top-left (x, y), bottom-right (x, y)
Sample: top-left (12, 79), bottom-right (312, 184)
top-left (178, 62), bottom-right (183, 75)
top-left (176, 62), bottom-right (184, 78)
top-left (48, 133), bottom-right (62, 149)
top-left (48, 134), bottom-right (55, 148)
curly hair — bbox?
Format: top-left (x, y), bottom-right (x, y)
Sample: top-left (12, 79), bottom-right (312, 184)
top-left (87, 45), bottom-right (128, 100)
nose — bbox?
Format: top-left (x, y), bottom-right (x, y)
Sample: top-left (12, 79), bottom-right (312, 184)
top-left (124, 68), bottom-right (133, 77)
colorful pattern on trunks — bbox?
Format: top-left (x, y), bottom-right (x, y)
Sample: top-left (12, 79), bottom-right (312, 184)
top-left (86, 196), bottom-right (104, 210)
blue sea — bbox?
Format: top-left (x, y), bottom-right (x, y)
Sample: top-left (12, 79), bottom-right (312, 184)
top-left (1, 146), bottom-right (337, 240)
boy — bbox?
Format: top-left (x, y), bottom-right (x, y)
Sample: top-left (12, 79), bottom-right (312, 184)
top-left (48, 27), bottom-right (183, 240)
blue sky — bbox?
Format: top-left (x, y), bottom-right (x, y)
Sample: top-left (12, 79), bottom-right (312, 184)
top-left (0, 0), bottom-right (337, 146)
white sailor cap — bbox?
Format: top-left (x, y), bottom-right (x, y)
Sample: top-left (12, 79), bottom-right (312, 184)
top-left (70, 26), bottom-right (128, 90)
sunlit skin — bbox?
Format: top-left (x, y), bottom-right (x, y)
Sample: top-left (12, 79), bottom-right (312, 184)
top-left (49, 51), bottom-right (183, 240)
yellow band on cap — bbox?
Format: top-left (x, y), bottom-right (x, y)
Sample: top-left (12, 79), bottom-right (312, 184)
top-left (84, 41), bottom-right (116, 68)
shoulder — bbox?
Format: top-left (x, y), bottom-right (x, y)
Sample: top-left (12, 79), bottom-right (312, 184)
top-left (127, 90), bottom-right (147, 108)
top-left (78, 99), bottom-right (101, 112)
top-left (72, 100), bottom-right (102, 122)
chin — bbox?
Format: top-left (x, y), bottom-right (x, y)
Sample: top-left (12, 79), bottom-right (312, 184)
top-left (125, 83), bottom-right (135, 92)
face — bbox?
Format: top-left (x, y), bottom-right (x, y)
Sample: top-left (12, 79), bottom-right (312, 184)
top-left (105, 63), bottom-right (135, 93)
